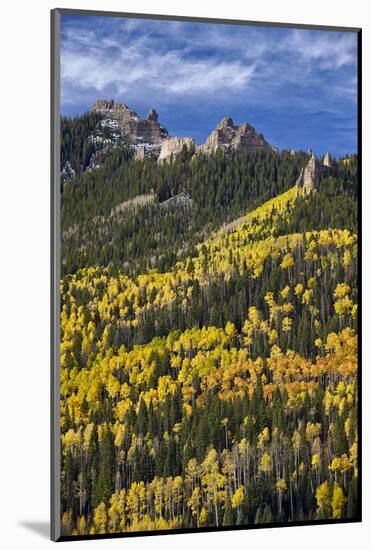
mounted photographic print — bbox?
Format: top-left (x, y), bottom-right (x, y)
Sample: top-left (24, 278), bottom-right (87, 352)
top-left (51, 8), bottom-right (361, 541)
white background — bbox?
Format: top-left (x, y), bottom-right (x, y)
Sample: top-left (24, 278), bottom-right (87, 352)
top-left (0, 0), bottom-right (369, 547)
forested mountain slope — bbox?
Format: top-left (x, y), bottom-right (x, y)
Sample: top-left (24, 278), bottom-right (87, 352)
top-left (61, 147), bottom-right (308, 275)
top-left (61, 149), bottom-right (357, 277)
top-left (59, 165), bottom-right (358, 535)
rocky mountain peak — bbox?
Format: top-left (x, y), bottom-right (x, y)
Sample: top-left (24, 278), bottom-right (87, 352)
top-left (217, 117), bottom-right (234, 129)
top-left (91, 99), bottom-right (168, 149)
top-left (199, 117), bottom-right (276, 156)
top-left (91, 100), bottom-right (277, 161)
top-left (92, 99), bottom-right (133, 114)
top-left (92, 99), bottom-right (115, 112)
top-left (63, 99), bottom-right (281, 177)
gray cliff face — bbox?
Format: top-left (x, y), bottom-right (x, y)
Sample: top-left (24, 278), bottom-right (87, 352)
top-left (92, 99), bottom-right (168, 146)
top-left (158, 137), bottom-right (195, 163)
top-left (296, 153), bottom-right (332, 194)
top-left (199, 117), bottom-right (276, 156)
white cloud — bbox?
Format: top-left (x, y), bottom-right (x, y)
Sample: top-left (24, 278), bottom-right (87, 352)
top-left (287, 30), bottom-right (357, 69)
top-left (166, 61), bottom-right (255, 93)
top-left (61, 27), bottom-right (256, 100)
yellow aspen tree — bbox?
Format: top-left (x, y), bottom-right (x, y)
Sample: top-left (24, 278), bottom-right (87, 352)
top-left (231, 486), bottom-right (245, 509)
top-left (93, 502), bottom-right (108, 534)
top-left (331, 483), bottom-right (347, 519)
top-left (316, 481), bottom-right (331, 519)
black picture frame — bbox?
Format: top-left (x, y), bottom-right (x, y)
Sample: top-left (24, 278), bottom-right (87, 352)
top-left (51, 8), bottom-right (362, 542)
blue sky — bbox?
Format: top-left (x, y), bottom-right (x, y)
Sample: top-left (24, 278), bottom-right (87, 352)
top-left (61, 14), bottom-right (358, 156)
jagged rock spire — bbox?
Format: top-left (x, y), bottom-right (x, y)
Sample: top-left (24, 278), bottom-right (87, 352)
top-left (147, 109), bottom-right (158, 122)
top-left (323, 152), bottom-right (333, 167)
top-left (296, 152), bottom-right (333, 194)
